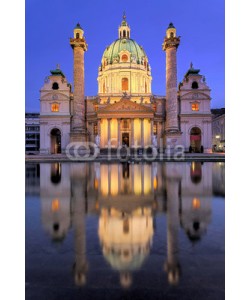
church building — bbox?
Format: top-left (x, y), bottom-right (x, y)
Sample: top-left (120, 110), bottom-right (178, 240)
top-left (39, 15), bottom-right (212, 154)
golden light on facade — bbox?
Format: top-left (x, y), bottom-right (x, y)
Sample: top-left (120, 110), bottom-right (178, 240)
top-left (94, 178), bottom-right (99, 190)
top-left (153, 177), bottom-right (158, 190)
top-left (51, 199), bottom-right (60, 212)
top-left (95, 201), bottom-right (99, 210)
top-left (192, 198), bottom-right (201, 210)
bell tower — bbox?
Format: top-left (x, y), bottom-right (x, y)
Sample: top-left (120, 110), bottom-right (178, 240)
top-left (70, 23), bottom-right (88, 141)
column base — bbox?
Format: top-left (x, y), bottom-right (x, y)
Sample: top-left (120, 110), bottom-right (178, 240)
top-left (165, 131), bottom-right (183, 154)
top-left (204, 148), bottom-right (212, 154)
top-left (39, 149), bottom-right (49, 155)
top-left (70, 131), bottom-right (88, 143)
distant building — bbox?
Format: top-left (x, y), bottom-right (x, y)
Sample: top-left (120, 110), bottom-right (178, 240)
top-left (25, 113), bottom-right (40, 154)
top-left (211, 108), bottom-right (225, 152)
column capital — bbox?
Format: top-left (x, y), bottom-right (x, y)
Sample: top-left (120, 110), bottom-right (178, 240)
top-left (162, 36), bottom-right (180, 51)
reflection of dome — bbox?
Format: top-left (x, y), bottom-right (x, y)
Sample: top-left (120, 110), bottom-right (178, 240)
top-left (98, 207), bottom-right (153, 273)
top-left (103, 246), bottom-right (149, 271)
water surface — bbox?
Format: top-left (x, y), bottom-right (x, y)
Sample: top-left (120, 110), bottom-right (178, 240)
top-left (26, 161), bottom-right (225, 300)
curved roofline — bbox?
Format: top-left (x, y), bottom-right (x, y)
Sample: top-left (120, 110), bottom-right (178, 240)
top-left (102, 38), bottom-right (148, 62)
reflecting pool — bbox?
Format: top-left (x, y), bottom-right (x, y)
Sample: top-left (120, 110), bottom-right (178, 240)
top-left (25, 162), bottom-right (225, 300)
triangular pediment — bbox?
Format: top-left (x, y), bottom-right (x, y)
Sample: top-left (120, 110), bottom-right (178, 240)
top-left (181, 91), bottom-right (210, 100)
top-left (40, 92), bottom-right (69, 101)
top-left (98, 99), bottom-right (154, 114)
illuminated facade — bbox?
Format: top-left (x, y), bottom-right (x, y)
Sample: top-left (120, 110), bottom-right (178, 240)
top-left (39, 15), bottom-right (212, 154)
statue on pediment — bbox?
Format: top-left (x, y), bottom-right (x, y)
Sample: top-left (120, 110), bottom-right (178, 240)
top-left (95, 135), bottom-right (100, 147)
top-left (152, 134), bottom-right (157, 147)
top-left (122, 91), bottom-right (131, 100)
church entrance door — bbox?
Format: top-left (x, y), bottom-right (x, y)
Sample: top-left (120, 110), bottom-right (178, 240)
top-left (50, 128), bottom-right (61, 154)
top-left (122, 133), bottom-right (129, 147)
top-left (190, 127), bottom-right (201, 153)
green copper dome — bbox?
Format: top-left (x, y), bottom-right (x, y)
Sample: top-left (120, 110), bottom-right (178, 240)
top-left (102, 38), bottom-right (148, 65)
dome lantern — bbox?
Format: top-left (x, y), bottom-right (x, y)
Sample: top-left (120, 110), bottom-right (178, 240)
top-left (118, 12), bottom-right (131, 39)
top-left (166, 22), bottom-right (177, 39)
top-left (73, 22), bottom-right (84, 39)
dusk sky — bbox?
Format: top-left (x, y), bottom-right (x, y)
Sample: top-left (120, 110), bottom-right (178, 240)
top-left (25, 0), bottom-right (225, 112)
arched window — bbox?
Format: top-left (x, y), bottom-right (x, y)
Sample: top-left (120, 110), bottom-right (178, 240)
top-left (123, 30), bottom-right (126, 38)
top-left (76, 32), bottom-right (79, 39)
top-left (122, 78), bottom-right (128, 91)
top-left (103, 82), bottom-right (106, 93)
top-left (192, 81), bottom-right (199, 89)
top-left (170, 32), bottom-right (174, 38)
top-left (145, 82), bottom-right (147, 93)
top-left (51, 103), bottom-right (59, 112)
top-left (122, 54), bottom-right (128, 62)
top-left (52, 82), bottom-right (59, 90)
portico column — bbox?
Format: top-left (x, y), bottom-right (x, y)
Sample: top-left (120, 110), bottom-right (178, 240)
top-left (131, 119), bottom-right (135, 147)
top-left (117, 118), bottom-right (121, 147)
top-left (141, 118), bottom-right (144, 148)
top-left (151, 119), bottom-right (154, 136)
top-left (97, 119), bottom-right (101, 135)
top-left (108, 118), bottom-right (111, 146)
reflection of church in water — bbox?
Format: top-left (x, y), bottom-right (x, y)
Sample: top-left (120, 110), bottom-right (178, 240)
top-left (39, 161), bottom-right (215, 287)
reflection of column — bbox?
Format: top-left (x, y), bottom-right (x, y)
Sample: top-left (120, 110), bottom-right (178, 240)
top-left (71, 168), bottom-right (88, 286)
top-left (118, 164), bottom-right (121, 192)
top-left (165, 178), bottom-right (180, 285)
top-left (141, 118), bottom-right (144, 148)
top-left (108, 118), bottom-right (111, 145)
top-left (117, 118), bottom-right (121, 147)
top-left (141, 164), bottom-right (144, 195)
top-left (131, 164), bottom-right (134, 193)
top-left (131, 119), bottom-right (134, 147)
top-left (108, 164), bottom-right (111, 195)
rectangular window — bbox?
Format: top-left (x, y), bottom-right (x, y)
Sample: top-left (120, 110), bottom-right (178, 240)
top-left (191, 103), bottom-right (199, 111)
top-left (51, 103), bottom-right (59, 112)
top-left (122, 119), bottom-right (129, 129)
top-left (122, 78), bottom-right (128, 91)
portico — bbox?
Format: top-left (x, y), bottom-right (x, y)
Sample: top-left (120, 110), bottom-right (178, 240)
top-left (97, 98), bottom-right (154, 148)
